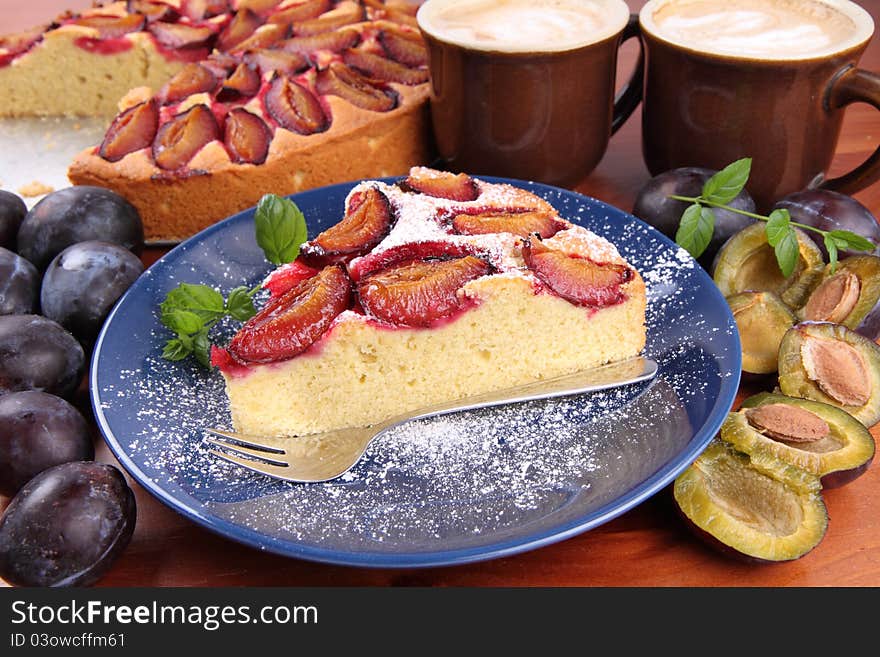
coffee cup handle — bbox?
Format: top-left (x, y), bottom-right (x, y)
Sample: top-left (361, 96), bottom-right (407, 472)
top-left (611, 14), bottom-right (645, 135)
top-left (819, 66), bottom-right (880, 194)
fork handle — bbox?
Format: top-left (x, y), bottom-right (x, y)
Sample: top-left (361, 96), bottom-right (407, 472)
top-left (376, 356), bottom-right (658, 433)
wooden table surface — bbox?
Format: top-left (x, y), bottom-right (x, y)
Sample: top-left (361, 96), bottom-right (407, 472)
top-left (3, 0), bottom-right (880, 588)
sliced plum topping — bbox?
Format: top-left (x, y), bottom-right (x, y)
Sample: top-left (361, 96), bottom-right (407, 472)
top-left (218, 62), bottom-right (262, 101)
top-left (263, 260), bottom-right (320, 298)
top-left (342, 48), bottom-right (428, 85)
top-left (127, 0), bottom-right (180, 22)
top-left (0, 29), bottom-right (43, 53)
top-left (243, 48), bottom-right (309, 75)
top-left (378, 29), bottom-right (427, 67)
top-left (364, 0), bottom-right (419, 27)
top-left (349, 240), bottom-right (480, 282)
top-left (227, 22), bottom-right (290, 52)
top-left (158, 63), bottom-right (218, 104)
top-left (152, 103), bottom-right (220, 170)
top-left (300, 187), bottom-right (392, 266)
top-left (227, 264), bottom-right (351, 363)
top-left (315, 62), bottom-right (398, 112)
top-left (264, 73), bottom-right (329, 135)
top-left (202, 51), bottom-right (239, 78)
top-left (293, 2), bottom-right (365, 36)
top-left (71, 13), bottom-right (146, 39)
top-left (358, 255), bottom-right (490, 327)
top-left (181, 0), bottom-right (230, 21)
top-left (452, 209), bottom-right (561, 238)
top-left (217, 8), bottom-right (263, 52)
top-left (0, 28), bottom-right (44, 62)
top-left (403, 168), bottom-right (479, 201)
top-left (149, 21), bottom-right (217, 50)
top-left (522, 237), bottom-right (633, 308)
top-left (268, 0), bottom-right (332, 24)
top-left (98, 99), bottom-right (159, 162)
top-left (280, 28), bottom-right (360, 55)
top-left (224, 108), bottom-right (272, 164)
top-left (238, 0), bottom-right (284, 14)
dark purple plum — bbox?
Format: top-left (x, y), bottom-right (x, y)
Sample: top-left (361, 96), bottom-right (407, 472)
top-left (0, 391), bottom-right (93, 497)
top-left (0, 190), bottom-right (26, 251)
top-left (0, 461), bottom-right (135, 587)
top-left (40, 241), bottom-right (144, 348)
top-left (632, 167), bottom-right (757, 268)
top-left (16, 186), bottom-right (144, 270)
top-left (0, 314), bottom-right (85, 398)
top-left (774, 189), bottom-right (880, 260)
top-left (0, 247), bottom-right (40, 315)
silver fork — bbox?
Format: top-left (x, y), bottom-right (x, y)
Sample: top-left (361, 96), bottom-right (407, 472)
top-left (204, 355), bottom-right (658, 483)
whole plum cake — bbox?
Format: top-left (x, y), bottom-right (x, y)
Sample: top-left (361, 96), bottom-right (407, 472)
top-left (0, 1), bottom-right (432, 242)
top-left (212, 167), bottom-right (648, 437)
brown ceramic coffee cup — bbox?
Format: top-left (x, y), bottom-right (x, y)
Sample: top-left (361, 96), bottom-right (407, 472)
top-left (416, 0), bottom-right (643, 187)
top-left (640, 0), bottom-right (880, 211)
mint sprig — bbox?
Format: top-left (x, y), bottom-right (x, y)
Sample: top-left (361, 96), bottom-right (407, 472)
top-left (159, 283), bottom-right (259, 366)
top-left (255, 193), bottom-right (308, 265)
top-left (158, 193), bottom-right (310, 367)
top-left (669, 158), bottom-right (877, 276)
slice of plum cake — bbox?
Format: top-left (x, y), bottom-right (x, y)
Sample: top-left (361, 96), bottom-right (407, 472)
top-left (212, 167), bottom-right (647, 437)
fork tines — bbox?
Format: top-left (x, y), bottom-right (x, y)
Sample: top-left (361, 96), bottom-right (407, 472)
top-left (204, 427), bottom-right (291, 474)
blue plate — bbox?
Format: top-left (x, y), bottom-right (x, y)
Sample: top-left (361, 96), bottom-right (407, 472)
top-left (91, 177), bottom-right (740, 568)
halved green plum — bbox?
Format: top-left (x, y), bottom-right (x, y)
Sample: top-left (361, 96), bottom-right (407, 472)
top-left (713, 222), bottom-right (824, 308)
top-left (727, 291), bottom-right (796, 375)
top-left (799, 254), bottom-right (880, 339)
top-left (726, 392), bottom-right (875, 488)
top-left (777, 321), bottom-right (880, 427)
top-left (673, 438), bottom-right (827, 563)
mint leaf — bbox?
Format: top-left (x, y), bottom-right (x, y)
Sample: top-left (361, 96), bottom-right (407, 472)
top-left (159, 194), bottom-right (313, 368)
top-left (701, 158), bottom-right (752, 205)
top-left (765, 209), bottom-right (791, 247)
top-left (192, 330), bottom-right (211, 369)
top-left (255, 194), bottom-right (309, 265)
top-left (226, 286), bottom-right (257, 322)
top-left (159, 283), bottom-right (261, 368)
top-left (774, 228), bottom-right (799, 278)
top-left (675, 204), bottom-right (715, 259)
top-left (826, 229), bottom-right (876, 253)
top-left (824, 235), bottom-right (839, 273)
top-left (162, 338), bottom-right (192, 361)
top-left (160, 309), bottom-right (203, 336)
top-left (160, 283), bottom-right (225, 324)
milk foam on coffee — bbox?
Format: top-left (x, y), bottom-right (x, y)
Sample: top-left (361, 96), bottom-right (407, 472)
top-left (417, 0), bottom-right (630, 53)
top-left (648, 0), bottom-right (867, 58)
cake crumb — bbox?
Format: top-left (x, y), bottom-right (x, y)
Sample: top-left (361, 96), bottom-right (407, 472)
top-left (18, 181), bottom-right (54, 197)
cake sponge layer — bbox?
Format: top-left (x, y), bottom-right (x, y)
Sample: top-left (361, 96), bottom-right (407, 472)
top-left (224, 274), bottom-right (646, 438)
top-left (0, 31), bottom-right (185, 117)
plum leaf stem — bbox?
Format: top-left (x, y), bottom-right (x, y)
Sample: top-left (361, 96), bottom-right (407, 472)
top-left (667, 194), bottom-right (850, 239)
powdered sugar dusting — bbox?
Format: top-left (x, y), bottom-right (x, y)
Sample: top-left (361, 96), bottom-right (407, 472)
top-left (93, 180), bottom-right (738, 562)
top-left (346, 175), bottom-right (625, 276)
